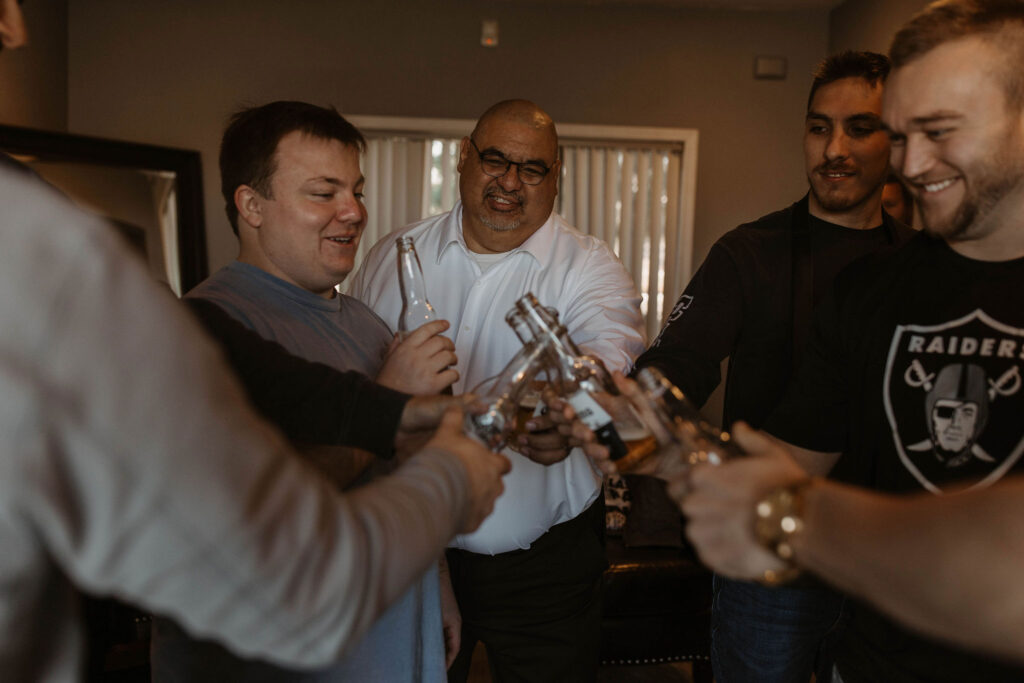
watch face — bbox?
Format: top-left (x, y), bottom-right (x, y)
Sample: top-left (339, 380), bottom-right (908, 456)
top-left (754, 482), bottom-right (809, 582)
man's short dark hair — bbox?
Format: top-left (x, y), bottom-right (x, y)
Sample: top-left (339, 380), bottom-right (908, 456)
top-left (219, 101), bottom-right (365, 235)
top-left (807, 51), bottom-right (891, 111)
top-left (889, 0), bottom-right (1024, 111)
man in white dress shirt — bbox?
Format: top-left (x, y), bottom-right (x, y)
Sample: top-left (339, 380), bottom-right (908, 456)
top-left (350, 99), bottom-right (645, 682)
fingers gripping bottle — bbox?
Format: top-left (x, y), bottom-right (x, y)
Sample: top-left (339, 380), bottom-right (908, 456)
top-left (510, 293), bottom-right (657, 472)
top-left (464, 336), bottom-right (551, 451)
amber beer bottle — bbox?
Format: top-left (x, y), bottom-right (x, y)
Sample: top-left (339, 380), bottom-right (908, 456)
top-left (510, 293), bottom-right (657, 472)
top-left (395, 236), bottom-right (439, 341)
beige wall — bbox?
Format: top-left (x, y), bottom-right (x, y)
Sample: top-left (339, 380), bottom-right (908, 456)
top-left (0, 0), bottom-right (67, 130)
top-left (66, 0), bottom-right (828, 275)
top-left (829, 0), bottom-right (929, 53)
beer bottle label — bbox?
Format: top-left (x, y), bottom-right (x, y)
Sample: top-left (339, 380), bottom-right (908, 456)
top-left (567, 390), bottom-right (612, 430)
top-left (533, 398), bottom-right (547, 417)
top-left (568, 390), bottom-right (628, 460)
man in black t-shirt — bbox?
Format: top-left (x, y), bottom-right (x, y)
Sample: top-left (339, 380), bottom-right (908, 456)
top-left (670, 1), bottom-right (1024, 681)
top-left (633, 51), bottom-right (912, 683)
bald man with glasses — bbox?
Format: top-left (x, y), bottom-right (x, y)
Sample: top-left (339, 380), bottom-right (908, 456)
top-left (351, 99), bottom-right (645, 682)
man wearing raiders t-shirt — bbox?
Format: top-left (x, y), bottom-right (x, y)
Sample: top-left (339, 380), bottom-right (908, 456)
top-left (668, 1), bottom-right (1024, 682)
top-left (633, 51), bottom-right (913, 683)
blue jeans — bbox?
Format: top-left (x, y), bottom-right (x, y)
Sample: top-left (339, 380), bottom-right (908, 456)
top-left (711, 575), bottom-right (847, 683)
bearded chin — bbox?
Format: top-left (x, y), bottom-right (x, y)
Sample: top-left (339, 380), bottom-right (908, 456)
top-left (923, 202), bottom-right (977, 241)
top-left (813, 192), bottom-right (859, 213)
top-left (481, 215), bottom-right (522, 232)
top-left (923, 169), bottom-right (1018, 241)
top-left (809, 179), bottom-right (876, 214)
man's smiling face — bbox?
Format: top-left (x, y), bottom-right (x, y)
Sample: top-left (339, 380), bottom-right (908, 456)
top-left (884, 35), bottom-right (1024, 246)
top-left (238, 131), bottom-right (367, 298)
top-left (457, 114), bottom-right (559, 254)
top-left (804, 76), bottom-right (891, 222)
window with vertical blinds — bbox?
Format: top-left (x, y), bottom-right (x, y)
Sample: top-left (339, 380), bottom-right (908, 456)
top-left (348, 116), bottom-right (698, 342)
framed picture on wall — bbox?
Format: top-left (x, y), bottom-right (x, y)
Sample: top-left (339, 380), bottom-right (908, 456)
top-left (0, 123), bottom-right (207, 295)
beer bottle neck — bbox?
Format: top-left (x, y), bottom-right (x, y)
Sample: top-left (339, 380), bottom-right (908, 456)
top-left (398, 251), bottom-right (431, 305)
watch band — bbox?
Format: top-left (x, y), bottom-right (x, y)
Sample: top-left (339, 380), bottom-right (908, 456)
top-left (754, 478), bottom-right (813, 585)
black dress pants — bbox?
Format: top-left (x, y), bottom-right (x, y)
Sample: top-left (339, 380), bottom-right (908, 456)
top-left (446, 497), bottom-right (607, 683)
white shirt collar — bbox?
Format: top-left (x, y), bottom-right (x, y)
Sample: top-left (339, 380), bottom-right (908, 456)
top-left (436, 200), bottom-right (557, 269)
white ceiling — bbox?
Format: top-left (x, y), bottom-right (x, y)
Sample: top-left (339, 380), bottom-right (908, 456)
top-left (498, 0), bottom-right (844, 10)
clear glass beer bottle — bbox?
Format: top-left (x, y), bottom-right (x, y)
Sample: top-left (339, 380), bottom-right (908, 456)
top-left (395, 236), bottom-right (439, 340)
top-left (634, 366), bottom-right (741, 467)
top-left (464, 335), bottom-right (551, 452)
top-left (510, 293), bottom-right (657, 472)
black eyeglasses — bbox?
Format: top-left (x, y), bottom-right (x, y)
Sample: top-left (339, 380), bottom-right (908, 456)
top-left (469, 138), bottom-right (553, 186)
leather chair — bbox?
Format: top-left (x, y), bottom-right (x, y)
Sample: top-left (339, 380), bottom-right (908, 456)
top-left (600, 476), bottom-right (713, 682)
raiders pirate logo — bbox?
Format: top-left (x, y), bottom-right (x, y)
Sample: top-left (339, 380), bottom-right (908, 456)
top-left (651, 294), bottom-right (694, 348)
top-left (884, 309), bottom-right (1024, 494)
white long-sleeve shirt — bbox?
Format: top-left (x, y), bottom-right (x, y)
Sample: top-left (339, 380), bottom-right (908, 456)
top-left (0, 168), bottom-right (470, 681)
top-left (349, 202), bottom-right (645, 554)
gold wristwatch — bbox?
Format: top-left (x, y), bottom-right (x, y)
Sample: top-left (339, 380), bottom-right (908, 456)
top-left (753, 478), bottom-right (812, 586)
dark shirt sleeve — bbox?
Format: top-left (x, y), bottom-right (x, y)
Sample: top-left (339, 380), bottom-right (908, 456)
top-left (185, 298), bottom-right (409, 457)
top-left (632, 242), bottom-right (743, 408)
top-left (764, 286), bottom-right (849, 454)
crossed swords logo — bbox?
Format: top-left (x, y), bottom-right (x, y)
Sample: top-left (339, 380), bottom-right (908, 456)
top-left (903, 359), bottom-right (1022, 462)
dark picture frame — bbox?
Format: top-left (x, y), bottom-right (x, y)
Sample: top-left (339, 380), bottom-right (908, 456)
top-left (0, 123), bottom-right (208, 292)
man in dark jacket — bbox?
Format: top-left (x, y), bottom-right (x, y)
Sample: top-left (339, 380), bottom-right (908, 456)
top-left (634, 50), bottom-right (914, 683)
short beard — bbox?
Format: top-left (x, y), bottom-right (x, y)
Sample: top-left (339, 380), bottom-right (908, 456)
top-left (923, 143), bottom-right (1024, 240)
top-left (809, 177), bottom-right (882, 215)
top-left (479, 187), bottom-right (524, 232)
top-left (480, 215), bottom-right (522, 232)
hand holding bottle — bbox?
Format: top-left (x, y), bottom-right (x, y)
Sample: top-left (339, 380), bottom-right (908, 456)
top-left (377, 319), bottom-right (459, 395)
top-left (514, 384), bottom-right (598, 465)
top-left (509, 294), bottom-right (657, 472)
top-left (393, 236), bottom-right (457, 395)
top-left (463, 336), bottom-right (550, 452)
top-left (582, 369), bottom-right (740, 478)
top-left (581, 371), bottom-right (686, 478)
top-left (393, 393), bottom-right (467, 459)
top-left (514, 385), bottom-right (577, 465)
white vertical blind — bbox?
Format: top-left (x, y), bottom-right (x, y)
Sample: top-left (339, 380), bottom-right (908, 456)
top-left (351, 117), bottom-right (697, 342)
top-left (557, 142), bottom-right (687, 341)
top-left (357, 136), bottom-right (428, 269)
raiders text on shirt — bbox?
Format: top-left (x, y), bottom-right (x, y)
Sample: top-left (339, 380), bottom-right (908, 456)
top-left (906, 334), bottom-right (1024, 360)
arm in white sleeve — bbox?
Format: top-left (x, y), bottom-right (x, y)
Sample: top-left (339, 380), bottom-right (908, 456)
top-left (563, 244), bottom-right (646, 373)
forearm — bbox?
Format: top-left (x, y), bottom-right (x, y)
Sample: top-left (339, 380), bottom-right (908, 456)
top-left (794, 479), bottom-right (1024, 663)
top-left (137, 444), bottom-right (469, 669)
top-left (186, 297), bottom-right (408, 454)
top-left (295, 443), bottom-right (376, 489)
top-left (631, 351), bottom-right (722, 411)
top-left (566, 253), bottom-right (646, 372)
top-left (632, 245), bottom-right (744, 406)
